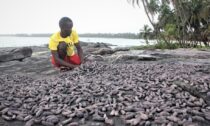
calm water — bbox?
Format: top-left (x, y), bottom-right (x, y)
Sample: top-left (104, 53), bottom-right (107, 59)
top-left (0, 36), bottom-right (155, 48)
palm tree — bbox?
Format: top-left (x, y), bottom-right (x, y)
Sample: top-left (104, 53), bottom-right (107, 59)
top-left (140, 25), bottom-right (152, 45)
top-left (128, 0), bottom-right (169, 43)
top-left (128, 0), bottom-right (210, 47)
top-left (127, 0), bottom-right (159, 29)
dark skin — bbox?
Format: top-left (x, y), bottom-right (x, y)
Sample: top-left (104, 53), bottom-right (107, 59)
top-left (75, 42), bottom-right (84, 63)
top-left (51, 21), bottom-right (84, 69)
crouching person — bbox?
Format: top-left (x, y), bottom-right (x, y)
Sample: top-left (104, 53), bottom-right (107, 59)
top-left (49, 17), bottom-right (84, 70)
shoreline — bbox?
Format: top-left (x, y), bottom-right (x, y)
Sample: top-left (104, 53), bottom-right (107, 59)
top-left (0, 44), bottom-right (210, 78)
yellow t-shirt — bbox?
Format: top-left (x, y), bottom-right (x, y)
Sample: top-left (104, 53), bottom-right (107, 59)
top-left (48, 29), bottom-right (79, 56)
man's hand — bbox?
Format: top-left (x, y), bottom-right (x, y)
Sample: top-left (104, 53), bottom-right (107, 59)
top-left (51, 50), bottom-right (80, 69)
top-left (60, 66), bottom-right (70, 72)
top-left (60, 64), bottom-right (81, 72)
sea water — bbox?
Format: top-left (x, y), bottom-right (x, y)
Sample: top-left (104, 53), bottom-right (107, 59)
top-left (0, 36), bottom-right (156, 48)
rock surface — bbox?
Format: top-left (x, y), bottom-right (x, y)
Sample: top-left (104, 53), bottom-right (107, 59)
top-left (0, 47), bottom-right (32, 62)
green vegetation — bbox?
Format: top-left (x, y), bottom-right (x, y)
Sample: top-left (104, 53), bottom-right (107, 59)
top-left (131, 40), bottom-right (180, 50)
top-left (195, 45), bottom-right (210, 51)
top-left (128, 0), bottom-right (210, 48)
top-left (139, 25), bottom-right (155, 44)
top-left (79, 33), bottom-right (139, 39)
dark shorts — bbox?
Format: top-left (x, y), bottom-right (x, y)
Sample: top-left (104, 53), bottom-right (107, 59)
top-left (51, 54), bottom-right (81, 67)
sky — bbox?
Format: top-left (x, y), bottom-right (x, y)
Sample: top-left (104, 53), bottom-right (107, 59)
top-left (0, 0), bottom-right (150, 34)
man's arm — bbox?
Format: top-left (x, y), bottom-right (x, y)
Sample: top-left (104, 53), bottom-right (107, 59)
top-left (51, 50), bottom-right (79, 68)
top-left (75, 42), bottom-right (84, 63)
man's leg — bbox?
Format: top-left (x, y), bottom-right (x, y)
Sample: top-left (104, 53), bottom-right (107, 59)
top-left (57, 42), bottom-right (67, 60)
top-left (51, 42), bottom-right (68, 67)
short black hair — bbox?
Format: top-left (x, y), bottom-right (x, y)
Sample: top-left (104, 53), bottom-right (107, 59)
top-left (59, 17), bottom-right (73, 28)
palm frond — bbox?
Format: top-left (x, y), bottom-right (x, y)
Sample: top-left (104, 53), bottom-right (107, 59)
top-left (127, 0), bottom-right (141, 7)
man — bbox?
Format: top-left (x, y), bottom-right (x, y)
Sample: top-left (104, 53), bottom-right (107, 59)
top-left (49, 17), bottom-right (84, 70)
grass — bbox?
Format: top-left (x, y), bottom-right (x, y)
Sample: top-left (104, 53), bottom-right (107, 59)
top-left (196, 46), bottom-right (210, 51)
top-left (130, 41), bottom-right (180, 50)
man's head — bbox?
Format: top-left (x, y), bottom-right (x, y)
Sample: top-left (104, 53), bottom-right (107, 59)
top-left (59, 17), bottom-right (73, 38)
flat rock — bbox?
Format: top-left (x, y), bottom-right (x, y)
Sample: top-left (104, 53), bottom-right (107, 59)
top-left (0, 47), bottom-right (32, 62)
top-left (113, 47), bottom-right (130, 52)
top-left (111, 54), bottom-right (158, 63)
top-left (84, 55), bottom-right (104, 61)
top-left (92, 48), bottom-right (115, 55)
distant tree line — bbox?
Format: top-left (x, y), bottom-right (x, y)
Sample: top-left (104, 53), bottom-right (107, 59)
top-left (0, 33), bottom-right (141, 39)
top-left (79, 33), bottom-right (139, 39)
